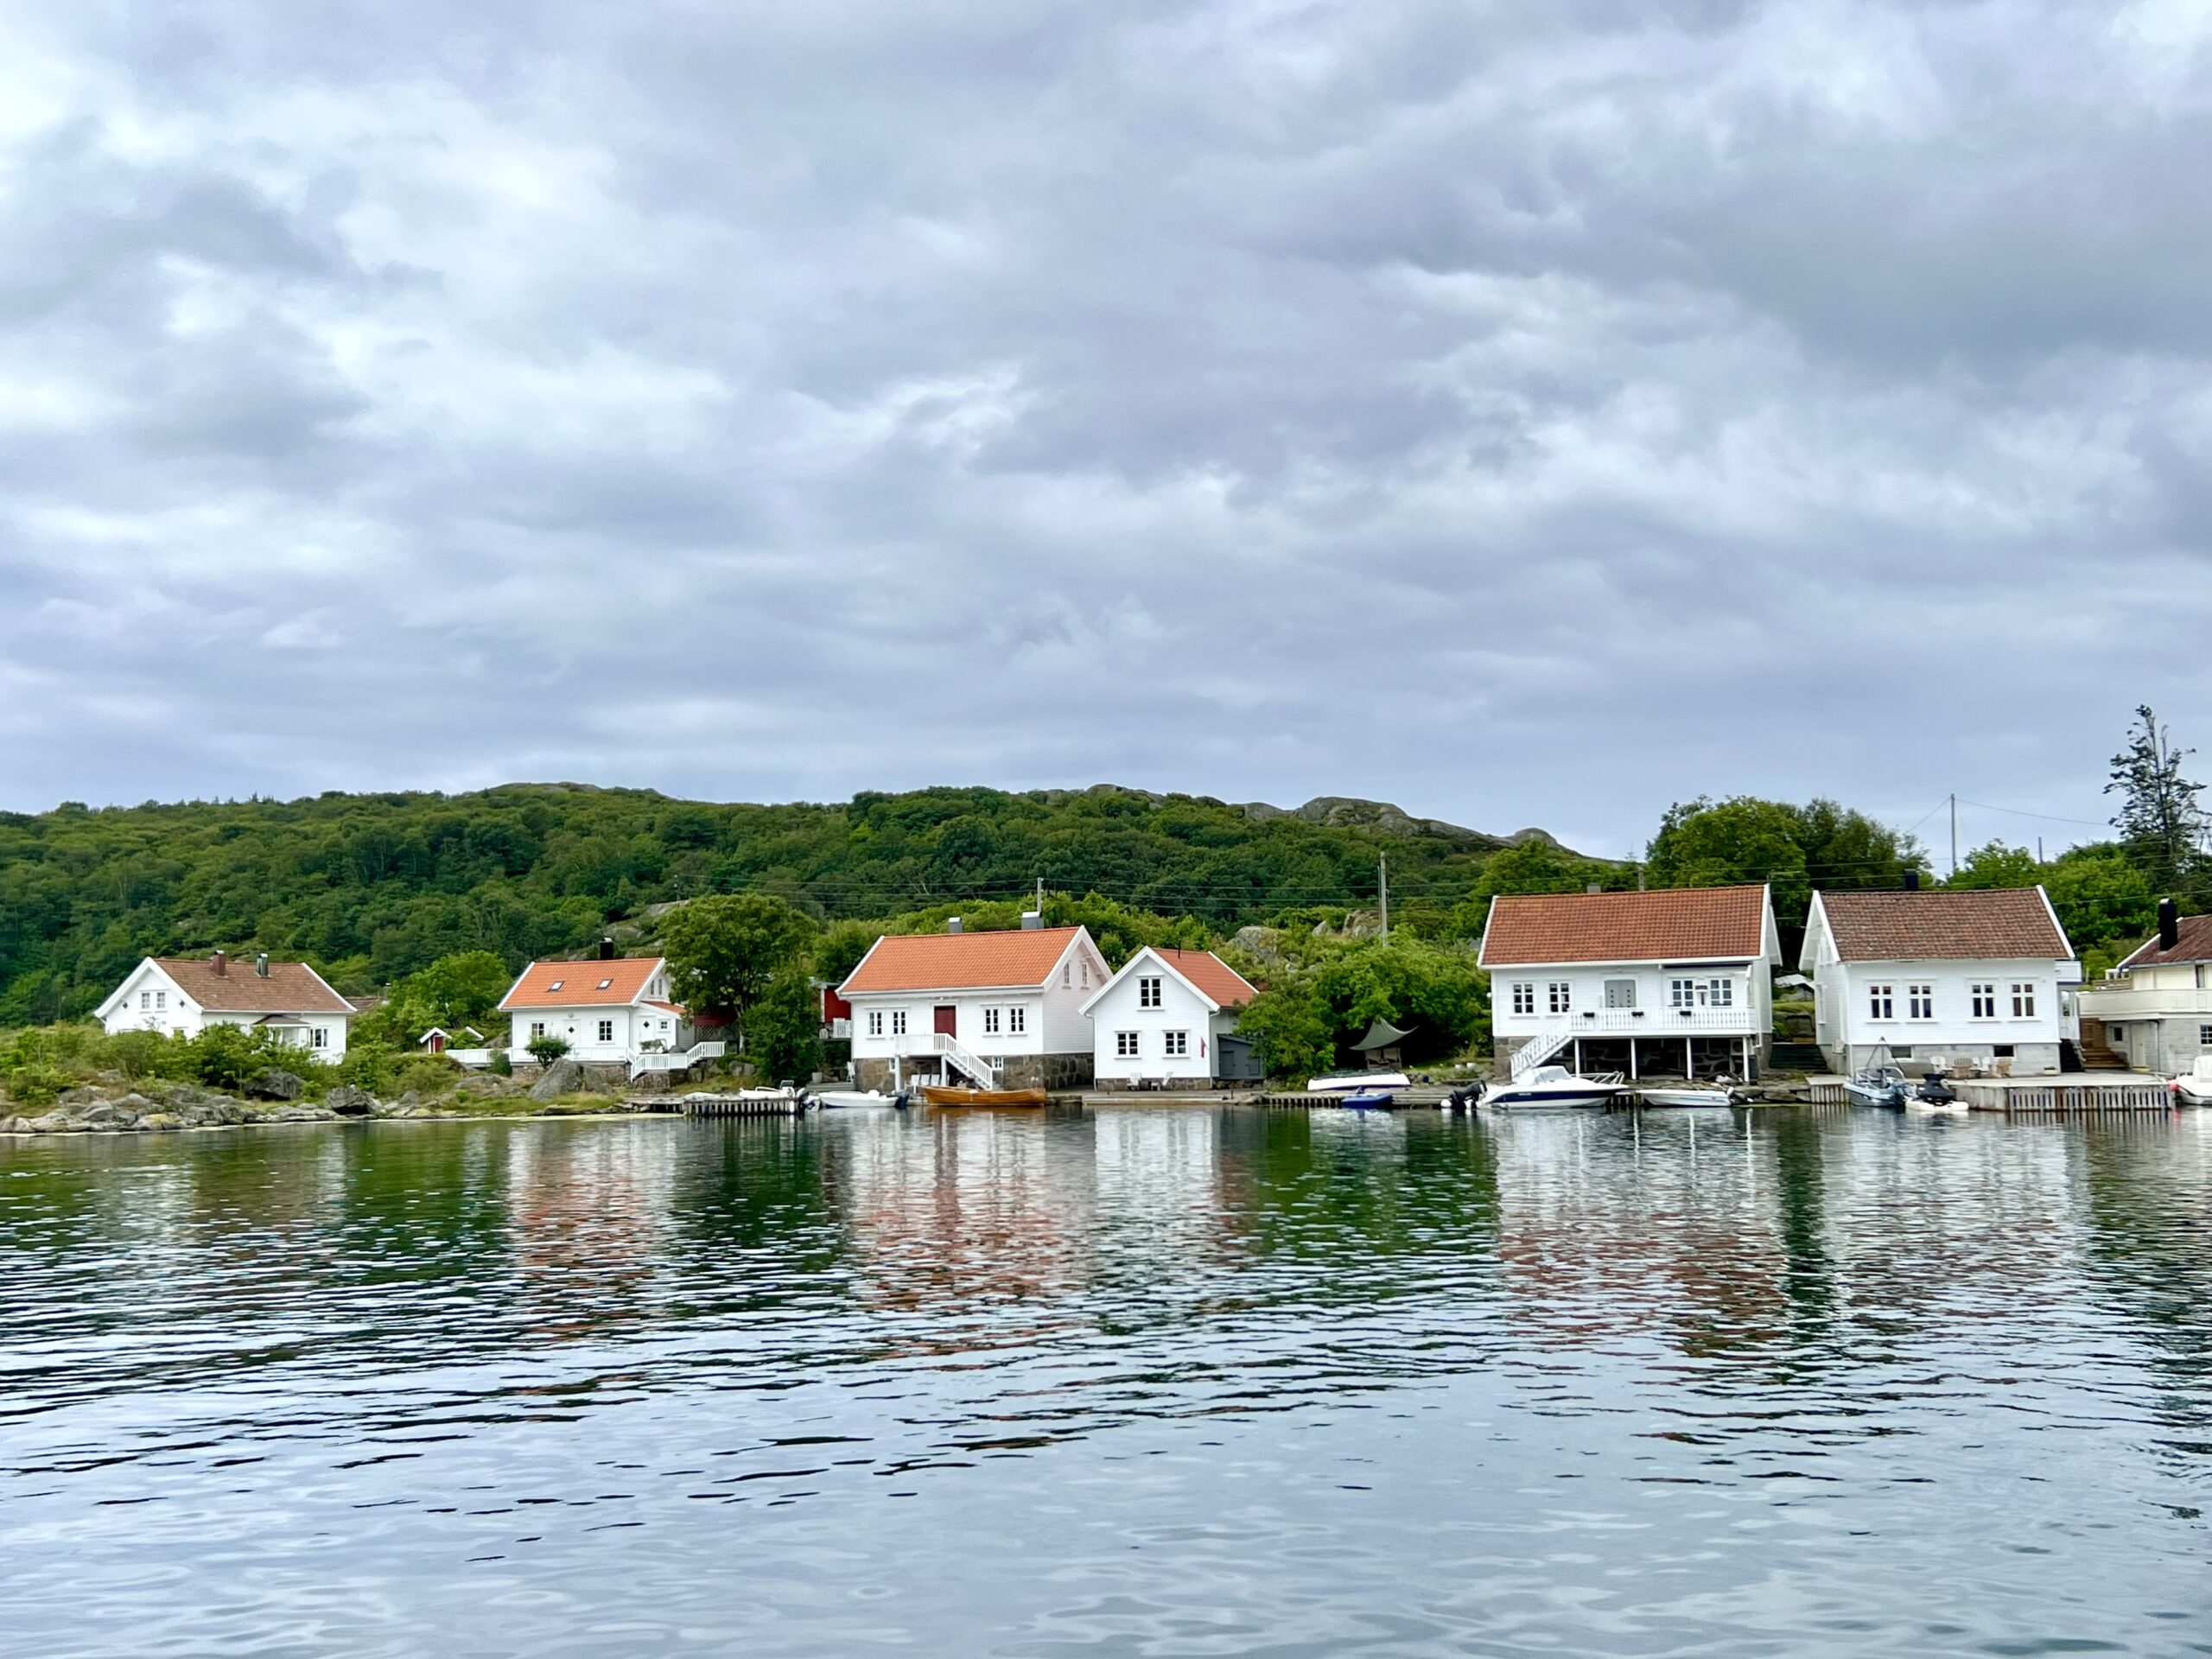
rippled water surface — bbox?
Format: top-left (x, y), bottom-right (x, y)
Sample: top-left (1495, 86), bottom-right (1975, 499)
top-left (4, 1104), bottom-right (2211, 1656)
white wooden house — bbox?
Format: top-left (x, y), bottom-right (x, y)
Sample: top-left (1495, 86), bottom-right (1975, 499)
top-left (95, 951), bottom-right (354, 1058)
top-left (838, 918), bottom-right (1109, 1092)
top-left (1801, 887), bottom-right (2081, 1076)
top-left (2057, 900), bottom-right (2203, 1075)
top-left (1083, 946), bottom-right (1261, 1086)
top-left (1478, 886), bottom-right (1779, 1081)
top-left (499, 951), bottom-right (705, 1076)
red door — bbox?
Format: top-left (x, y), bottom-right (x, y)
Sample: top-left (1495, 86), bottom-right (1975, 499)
top-left (934, 1005), bottom-right (957, 1037)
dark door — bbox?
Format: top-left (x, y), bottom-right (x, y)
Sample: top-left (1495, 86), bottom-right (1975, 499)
top-left (934, 1005), bottom-right (958, 1037)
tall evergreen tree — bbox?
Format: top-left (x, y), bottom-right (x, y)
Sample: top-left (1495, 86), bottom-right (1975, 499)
top-left (2106, 706), bottom-right (2208, 893)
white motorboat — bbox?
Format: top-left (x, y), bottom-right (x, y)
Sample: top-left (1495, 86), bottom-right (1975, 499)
top-left (2171, 1057), bottom-right (2212, 1105)
top-left (1633, 1083), bottom-right (1745, 1109)
top-left (1306, 1071), bottom-right (1411, 1093)
top-left (809, 1089), bottom-right (899, 1110)
top-left (1484, 1066), bottom-right (1626, 1109)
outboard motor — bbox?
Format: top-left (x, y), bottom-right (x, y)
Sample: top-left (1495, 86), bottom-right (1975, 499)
top-left (1446, 1081), bottom-right (1484, 1113)
top-left (892, 1090), bottom-right (911, 1111)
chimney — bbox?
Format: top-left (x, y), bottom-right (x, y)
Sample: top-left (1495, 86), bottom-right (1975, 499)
top-left (2159, 898), bottom-right (2180, 952)
top-left (946, 917), bottom-right (963, 934)
top-left (1903, 870), bottom-right (1921, 892)
top-left (599, 938), bottom-right (616, 961)
top-left (1020, 910), bottom-right (1043, 931)
top-left (211, 950), bottom-right (226, 976)
top-left (255, 952), bottom-right (270, 978)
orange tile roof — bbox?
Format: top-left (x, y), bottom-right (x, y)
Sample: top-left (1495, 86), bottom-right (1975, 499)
top-left (1479, 886), bottom-right (1769, 966)
top-left (1153, 948), bottom-right (1257, 1008)
top-left (153, 957), bottom-right (353, 1014)
top-left (500, 957), bottom-right (664, 1010)
top-left (841, 927), bottom-right (1085, 995)
top-left (1819, 889), bottom-right (2069, 962)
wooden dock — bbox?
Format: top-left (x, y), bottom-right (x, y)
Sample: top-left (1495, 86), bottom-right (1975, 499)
top-left (662, 1090), bottom-right (807, 1118)
top-left (1956, 1077), bottom-right (2177, 1114)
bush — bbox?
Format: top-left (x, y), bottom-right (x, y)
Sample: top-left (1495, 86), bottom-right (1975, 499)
top-left (338, 1040), bottom-right (403, 1096)
top-left (526, 1033), bottom-right (571, 1065)
top-left (392, 1054), bottom-right (462, 1097)
top-left (487, 1048), bottom-right (513, 1076)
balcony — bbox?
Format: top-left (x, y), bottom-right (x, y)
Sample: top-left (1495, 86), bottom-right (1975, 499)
top-left (2076, 984), bottom-right (2212, 1020)
top-left (1548, 1005), bottom-right (1761, 1036)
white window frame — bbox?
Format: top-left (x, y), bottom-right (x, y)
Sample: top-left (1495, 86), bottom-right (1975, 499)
top-left (1707, 977), bottom-right (1733, 1008)
top-left (1138, 976), bottom-right (1163, 1010)
top-left (1007, 1006), bottom-right (1026, 1033)
top-left (1115, 1030), bottom-right (1140, 1058)
top-left (891, 1010), bottom-right (908, 1037)
top-left (983, 1007), bottom-right (1001, 1034)
top-left (531, 1021), bottom-right (545, 1039)
top-left (311, 1027), bottom-right (327, 1050)
top-left (1970, 982), bottom-right (1997, 1019)
top-left (1548, 982), bottom-right (1572, 1014)
top-left (597, 1019), bottom-right (614, 1043)
top-left (2011, 982), bottom-right (2037, 1019)
top-left (1868, 983), bottom-right (1895, 1020)
top-left (1908, 984), bottom-right (1934, 1020)
top-left (1163, 1030), bottom-right (1189, 1058)
top-left (1670, 977), bottom-right (1697, 1009)
top-left (867, 1010), bottom-right (884, 1038)
top-left (1510, 982), bottom-right (1536, 1016)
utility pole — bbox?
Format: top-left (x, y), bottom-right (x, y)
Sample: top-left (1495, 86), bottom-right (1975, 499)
top-left (1378, 852), bottom-right (1389, 943)
top-left (1949, 793), bottom-right (1958, 880)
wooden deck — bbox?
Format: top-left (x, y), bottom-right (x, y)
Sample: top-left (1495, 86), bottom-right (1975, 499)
top-left (664, 1091), bottom-right (807, 1117)
top-left (1800, 1074), bottom-right (2177, 1113)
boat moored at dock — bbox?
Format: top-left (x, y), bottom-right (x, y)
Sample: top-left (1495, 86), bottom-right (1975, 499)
top-left (1484, 1066), bottom-right (1626, 1109)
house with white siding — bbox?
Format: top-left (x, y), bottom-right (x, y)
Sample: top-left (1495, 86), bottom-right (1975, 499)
top-left (1801, 887), bottom-right (2081, 1076)
top-left (95, 951), bottom-right (354, 1058)
top-left (1083, 947), bottom-right (1262, 1086)
top-left (2067, 899), bottom-right (2204, 1075)
top-left (499, 950), bottom-right (695, 1072)
top-left (838, 918), bottom-right (1109, 1092)
top-left (1478, 886), bottom-right (1779, 1081)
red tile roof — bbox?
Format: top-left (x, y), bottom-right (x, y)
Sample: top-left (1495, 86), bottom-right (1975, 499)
top-left (1479, 886), bottom-right (1770, 966)
top-left (840, 926), bottom-right (1085, 995)
top-left (500, 957), bottom-right (665, 1010)
top-left (1152, 948), bottom-right (1257, 1008)
top-left (153, 957), bottom-right (353, 1015)
top-left (1817, 888), bottom-right (2070, 962)
top-left (2119, 913), bottom-right (2212, 969)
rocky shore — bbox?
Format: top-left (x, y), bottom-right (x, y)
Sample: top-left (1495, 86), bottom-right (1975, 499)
top-left (0, 1058), bottom-right (639, 1135)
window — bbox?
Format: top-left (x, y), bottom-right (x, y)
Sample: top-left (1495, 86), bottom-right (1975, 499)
top-left (1670, 978), bottom-right (1697, 1009)
top-left (597, 978), bottom-right (613, 990)
top-left (1116, 1030), bottom-right (1140, 1058)
top-left (2200, 1025), bottom-right (2212, 1047)
top-left (1007, 1006), bottom-right (1026, 1033)
top-left (1164, 1030), bottom-right (1189, 1057)
top-left (1605, 979), bottom-right (1637, 1010)
top-left (140, 991), bottom-right (150, 1009)
top-left (548, 980), bottom-right (564, 991)
top-left (1511, 982), bottom-right (1535, 1015)
top-left (1063, 965), bottom-right (1071, 988)
top-left (1892, 1046), bottom-right (1914, 1059)
top-left (867, 1010), bottom-right (884, 1038)
top-left (1908, 984), bottom-right (1934, 1020)
top-left (1993, 1044), bottom-right (2015, 1059)
top-left (311, 1027), bottom-right (328, 1049)
top-left (1708, 978), bottom-right (1733, 1008)
top-left (156, 991), bottom-right (166, 1010)
top-left (1868, 984), bottom-right (1895, 1020)
top-left (658, 1019), bottom-right (670, 1032)
top-left (1081, 961), bottom-right (1091, 989)
top-left (1548, 982), bottom-right (1572, 1014)
top-left (891, 1010), bottom-right (908, 1037)
top-left (1139, 976), bottom-right (1163, 1009)
top-left (1970, 982), bottom-right (1997, 1019)
top-left (983, 1007), bottom-right (1001, 1034)
top-left (597, 1020), bottom-right (614, 1043)
top-left (531, 1021), bottom-right (545, 1039)
top-left (2012, 982), bottom-right (2037, 1018)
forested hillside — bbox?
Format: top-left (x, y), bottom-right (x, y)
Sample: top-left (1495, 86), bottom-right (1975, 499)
top-left (0, 784), bottom-right (1586, 1020)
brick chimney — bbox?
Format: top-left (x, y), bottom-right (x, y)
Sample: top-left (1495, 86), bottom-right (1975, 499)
top-left (211, 950), bottom-right (226, 976)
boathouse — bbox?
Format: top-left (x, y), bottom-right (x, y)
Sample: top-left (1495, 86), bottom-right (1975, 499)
top-left (1801, 886), bottom-right (2080, 1076)
top-left (1083, 946), bottom-right (1262, 1087)
top-left (839, 916), bottom-right (1108, 1092)
top-left (1478, 885), bottom-right (1779, 1082)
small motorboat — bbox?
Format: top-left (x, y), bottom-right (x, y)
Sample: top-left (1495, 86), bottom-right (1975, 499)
top-left (1340, 1090), bottom-right (1397, 1110)
top-left (1484, 1066), bottom-right (1626, 1109)
top-left (1633, 1083), bottom-right (1745, 1109)
top-left (1844, 1065), bottom-right (1910, 1109)
top-left (920, 1084), bottom-right (1049, 1108)
top-left (2171, 1057), bottom-right (2212, 1105)
top-left (1307, 1071), bottom-right (1412, 1093)
top-left (808, 1089), bottom-right (898, 1110)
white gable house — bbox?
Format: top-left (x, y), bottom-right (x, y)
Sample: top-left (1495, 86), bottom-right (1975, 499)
top-left (838, 919), bottom-right (1109, 1092)
top-left (1478, 886), bottom-right (1780, 1082)
top-left (498, 952), bottom-right (705, 1077)
top-left (1801, 887), bottom-right (2081, 1077)
top-left (1083, 947), bottom-right (1261, 1086)
top-left (95, 951), bottom-right (354, 1058)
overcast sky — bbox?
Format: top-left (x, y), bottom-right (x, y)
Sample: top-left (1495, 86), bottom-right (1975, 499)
top-left (3, 1), bottom-right (2209, 857)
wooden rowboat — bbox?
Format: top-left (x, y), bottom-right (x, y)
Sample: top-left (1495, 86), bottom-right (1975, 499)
top-left (920, 1084), bottom-right (1049, 1108)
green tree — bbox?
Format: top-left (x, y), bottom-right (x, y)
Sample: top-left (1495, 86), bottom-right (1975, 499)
top-left (2044, 849), bottom-right (2157, 963)
top-left (1646, 797), bottom-right (1811, 919)
top-left (747, 968), bottom-right (823, 1084)
top-left (662, 893), bottom-right (817, 1042)
top-left (525, 1032), bottom-right (571, 1066)
top-left (1947, 841), bottom-right (2043, 890)
top-left (375, 950), bottom-right (513, 1040)
top-left (2107, 705), bottom-right (2208, 893)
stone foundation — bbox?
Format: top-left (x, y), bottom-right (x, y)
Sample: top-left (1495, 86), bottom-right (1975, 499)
top-left (853, 1052), bottom-right (1095, 1093)
top-left (1827, 1041), bottom-right (2063, 1077)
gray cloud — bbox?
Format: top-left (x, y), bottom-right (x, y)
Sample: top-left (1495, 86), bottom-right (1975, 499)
top-left (3, 0), bottom-right (2209, 859)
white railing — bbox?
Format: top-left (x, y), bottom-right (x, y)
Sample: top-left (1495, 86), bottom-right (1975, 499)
top-left (1511, 1006), bottom-right (1760, 1079)
top-left (2078, 986), bottom-right (2212, 1018)
top-left (934, 1032), bottom-right (998, 1087)
top-left (1511, 1019), bottom-right (1575, 1080)
top-left (627, 1041), bottom-right (727, 1080)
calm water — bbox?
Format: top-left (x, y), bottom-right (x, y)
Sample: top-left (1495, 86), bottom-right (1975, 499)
top-left (3, 1104), bottom-right (2210, 1656)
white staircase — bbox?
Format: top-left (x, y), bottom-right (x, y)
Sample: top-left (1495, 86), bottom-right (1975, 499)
top-left (935, 1033), bottom-right (998, 1087)
top-left (1510, 1019), bottom-right (1575, 1081)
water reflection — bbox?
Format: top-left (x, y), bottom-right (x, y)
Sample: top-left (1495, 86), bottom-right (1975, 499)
top-left (3, 1105), bottom-right (2209, 1656)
